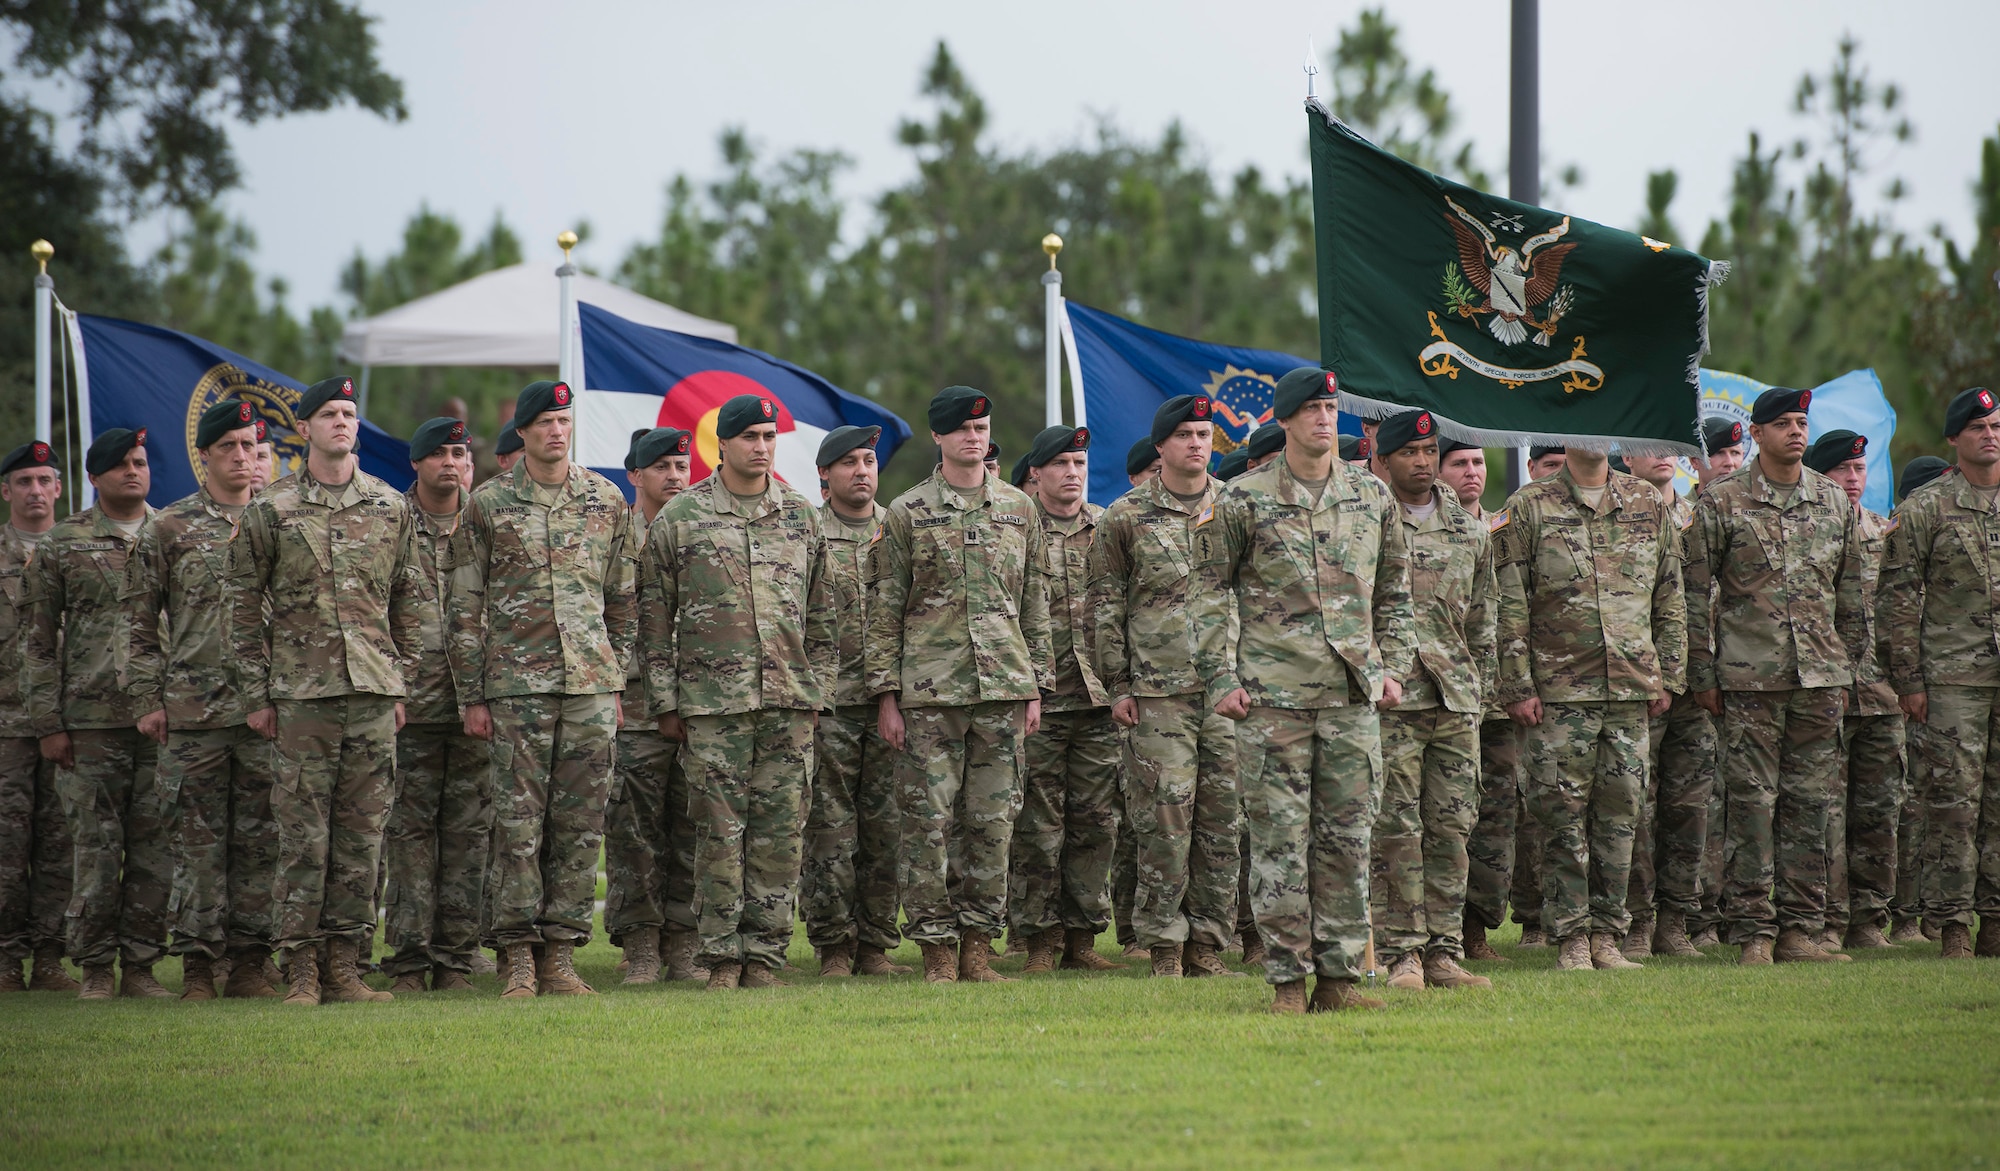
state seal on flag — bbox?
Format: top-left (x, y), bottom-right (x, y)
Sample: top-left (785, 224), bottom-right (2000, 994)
top-left (1201, 365), bottom-right (1277, 456)
top-left (184, 363), bottom-right (305, 485)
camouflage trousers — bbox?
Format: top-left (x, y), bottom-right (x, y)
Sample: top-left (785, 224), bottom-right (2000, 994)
top-left (1694, 778), bottom-right (1729, 936)
top-left (1240, 704), bottom-right (1382, 985)
top-left (1719, 687), bottom-right (1843, 941)
top-left (1008, 707), bottom-right (1121, 939)
top-left (1116, 695), bottom-right (1240, 949)
top-left (1628, 692), bottom-right (1715, 920)
top-left (163, 724), bottom-right (277, 960)
top-left (382, 722), bottom-right (493, 976)
top-left (802, 706), bottom-right (901, 950)
top-left (1893, 718), bottom-right (1929, 922)
top-left (487, 693), bottom-right (617, 948)
top-left (1371, 706), bottom-right (1479, 959)
top-left (57, 727), bottom-right (169, 968)
top-left (1509, 784), bottom-right (1547, 932)
top-left (270, 695), bottom-right (395, 952)
top-left (1828, 713), bottom-right (1904, 934)
top-left (1464, 718), bottom-right (1519, 932)
top-left (0, 738), bottom-right (71, 959)
top-left (898, 701), bottom-right (1025, 945)
top-left (603, 729), bottom-right (695, 944)
top-left (684, 709), bottom-right (813, 969)
top-left (1906, 685), bottom-right (2000, 928)
top-left (1114, 791), bottom-right (1138, 946)
top-left (1525, 701), bottom-right (1646, 941)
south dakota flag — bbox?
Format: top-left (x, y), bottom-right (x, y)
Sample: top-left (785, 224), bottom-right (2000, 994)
top-left (576, 303), bottom-right (912, 499)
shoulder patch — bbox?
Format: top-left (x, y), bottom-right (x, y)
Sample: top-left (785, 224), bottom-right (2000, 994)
top-left (1193, 505), bottom-right (1214, 529)
top-left (1884, 516), bottom-right (1899, 534)
top-left (1488, 508), bottom-right (1510, 532)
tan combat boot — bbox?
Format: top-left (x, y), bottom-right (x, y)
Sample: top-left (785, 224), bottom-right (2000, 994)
top-left (1425, 952), bottom-right (1493, 989)
top-left (121, 964), bottom-right (173, 999)
top-left (855, 944), bottom-right (912, 975)
top-left (1184, 942), bottom-right (1244, 977)
top-left (663, 929), bottom-right (709, 982)
top-left (958, 932), bottom-right (1012, 982)
top-left (224, 950), bottom-right (278, 998)
top-left (537, 942), bottom-right (595, 995)
top-left (1691, 924), bottom-right (1722, 948)
top-left (180, 955), bottom-right (218, 1001)
top-left (469, 950), bottom-right (497, 975)
top-left (1939, 922), bottom-right (1973, 959)
top-left (1270, 979), bottom-right (1308, 1014)
top-left (1591, 933), bottom-right (1643, 970)
top-left (1623, 913), bottom-right (1655, 961)
top-left (1148, 943), bottom-right (1182, 978)
top-left (1976, 918), bottom-right (2000, 957)
top-left (1240, 925), bottom-right (1268, 967)
top-left (389, 970), bottom-right (428, 994)
top-left (499, 944), bottom-right (538, 999)
top-left (283, 949), bottom-right (322, 1005)
top-left (1463, 921), bottom-right (1507, 962)
top-left (325, 938), bottom-right (394, 1001)
top-left (1384, 952), bottom-right (1426, 990)
top-left (1556, 934), bottom-right (1593, 971)
top-left (1844, 923), bottom-right (1893, 950)
top-left (0, 957), bottom-right (23, 993)
top-left (1517, 925), bottom-right (1549, 948)
top-left (1738, 936), bottom-right (1774, 965)
top-left (1063, 929), bottom-right (1120, 972)
top-left (817, 941), bottom-right (856, 978)
top-left (1121, 939), bottom-right (1148, 959)
top-left (78, 964), bottom-right (117, 1000)
top-left (1774, 927), bottom-right (1850, 963)
top-left (919, 942), bottom-right (957, 984)
top-left (28, 944), bottom-right (77, 992)
top-left (1888, 917), bottom-right (1925, 944)
top-left (431, 967), bottom-right (474, 991)
top-left (1652, 911), bottom-right (1702, 958)
top-left (1019, 929), bottom-right (1060, 975)
top-left (706, 961), bottom-right (743, 990)
top-left (621, 927), bottom-right (662, 985)
top-left (741, 961), bottom-right (786, 988)
top-left (1818, 928), bottom-right (1845, 952)
top-left (1308, 977), bottom-right (1385, 1012)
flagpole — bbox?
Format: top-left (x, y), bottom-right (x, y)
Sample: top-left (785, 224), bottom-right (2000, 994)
top-left (31, 240), bottom-right (53, 444)
top-left (556, 229), bottom-right (579, 449)
top-left (1042, 234), bottom-right (1064, 428)
top-left (1506, 0), bottom-right (1539, 494)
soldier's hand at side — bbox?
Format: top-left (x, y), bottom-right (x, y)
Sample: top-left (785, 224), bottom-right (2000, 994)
top-left (1648, 692), bottom-right (1672, 718)
top-left (463, 703), bottom-right (493, 741)
top-left (657, 712), bottom-right (686, 743)
top-left (394, 702), bottom-right (407, 733)
top-left (1901, 691), bottom-right (1928, 724)
top-left (1692, 689), bottom-right (1721, 717)
top-left (613, 694), bottom-right (624, 731)
top-left (248, 707), bottom-right (278, 741)
top-left (1507, 697), bottom-right (1543, 727)
top-left (1025, 698), bottom-right (1042, 737)
top-left (1377, 677), bottom-right (1404, 711)
top-left (1111, 698), bottom-right (1139, 727)
top-left (1215, 688), bottom-right (1251, 721)
top-left (137, 710), bottom-right (168, 746)
top-left (38, 732), bottom-right (73, 769)
top-left (877, 695), bottom-right (905, 752)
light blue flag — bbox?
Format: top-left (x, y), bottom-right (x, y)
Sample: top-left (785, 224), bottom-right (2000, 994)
top-left (1803, 368), bottom-right (1896, 516)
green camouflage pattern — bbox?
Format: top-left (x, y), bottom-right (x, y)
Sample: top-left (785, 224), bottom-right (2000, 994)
top-left (1037, 502), bottom-right (1109, 712)
top-left (802, 704), bottom-right (903, 950)
top-left (161, 724), bottom-right (276, 959)
top-left (125, 487), bottom-right (252, 729)
top-left (1892, 724), bottom-right (1929, 924)
top-left (1089, 474), bottom-right (1222, 702)
top-left (603, 728), bottom-right (697, 940)
top-left (1464, 717), bottom-right (1519, 932)
top-left (1848, 508), bottom-right (1898, 716)
top-left (897, 700), bottom-right (1026, 944)
top-left (1882, 475), bottom-right (2000, 692)
top-left (400, 488), bottom-right (468, 725)
top-left (818, 503), bottom-right (886, 708)
top-left (1829, 712), bottom-right (1904, 933)
top-left (1121, 694), bottom-right (1241, 948)
top-left (0, 739), bottom-right (70, 958)
top-left (485, 692), bottom-right (617, 946)
top-left (1717, 687), bottom-right (1843, 940)
top-left (1395, 488), bottom-right (1496, 714)
top-left (23, 506), bottom-right (153, 734)
top-left (0, 526), bottom-right (40, 739)
top-left (269, 694), bottom-right (396, 950)
top-left (1903, 684), bottom-right (2000, 929)
top-left (382, 721), bottom-right (493, 975)
top-left (1371, 705), bottom-right (1480, 957)
top-left (1007, 707), bottom-right (1122, 937)
top-left (1525, 700), bottom-right (1647, 940)
top-left (57, 727), bottom-right (169, 967)
top-left (684, 709), bottom-right (814, 968)
top-left (1510, 790), bottom-right (1547, 932)
top-left (1644, 690), bottom-right (1717, 917)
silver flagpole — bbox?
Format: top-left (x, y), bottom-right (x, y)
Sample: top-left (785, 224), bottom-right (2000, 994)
top-left (1507, 0), bottom-right (1539, 494)
top-left (32, 240), bottom-right (53, 444)
top-left (556, 229), bottom-right (580, 450)
top-left (1042, 234), bottom-right (1064, 427)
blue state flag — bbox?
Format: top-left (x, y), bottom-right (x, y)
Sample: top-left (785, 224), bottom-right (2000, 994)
top-left (1066, 302), bottom-right (1356, 505)
top-left (1686, 367), bottom-right (1895, 515)
top-left (76, 315), bottom-right (412, 507)
top-left (577, 302), bottom-right (913, 500)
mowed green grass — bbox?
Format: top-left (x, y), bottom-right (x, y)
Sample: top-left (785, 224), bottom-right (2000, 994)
top-left (2, 923), bottom-right (1995, 1169)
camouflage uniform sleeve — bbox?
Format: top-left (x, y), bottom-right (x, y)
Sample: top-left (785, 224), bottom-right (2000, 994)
top-left (225, 499), bottom-right (277, 712)
top-left (442, 493), bottom-right (493, 711)
top-left (1683, 496), bottom-right (1723, 693)
top-left (1492, 504), bottom-right (1533, 708)
top-left (1831, 500), bottom-right (1866, 681)
top-left (603, 502), bottom-right (639, 687)
top-left (1021, 511), bottom-right (1055, 693)
top-left (640, 515), bottom-right (680, 717)
top-left (1466, 525), bottom-right (1499, 708)
top-left (1879, 503), bottom-right (1926, 695)
top-left (123, 522), bottom-right (168, 715)
top-left (863, 509), bottom-right (909, 699)
top-left (21, 541), bottom-right (65, 737)
top-left (804, 518), bottom-right (837, 709)
top-left (1086, 511), bottom-right (1134, 704)
top-left (1372, 496), bottom-right (1418, 685)
top-left (387, 500), bottom-right (426, 692)
top-left (1652, 503), bottom-right (1688, 695)
top-left (1191, 494), bottom-right (1249, 711)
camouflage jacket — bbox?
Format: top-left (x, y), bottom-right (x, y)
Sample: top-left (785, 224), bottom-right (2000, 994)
top-left (402, 487), bottom-right (467, 725)
top-left (1191, 457), bottom-right (1417, 711)
top-left (0, 527), bottom-right (45, 738)
top-left (640, 474), bottom-right (833, 717)
top-left (445, 462), bottom-right (637, 707)
top-left (125, 486), bottom-right (254, 730)
top-left (1849, 507), bottom-right (1897, 715)
top-left (1089, 475), bottom-right (1225, 702)
top-left (1685, 462), bottom-right (1863, 693)
top-left (23, 506), bottom-right (153, 734)
top-left (1880, 475), bottom-right (2000, 693)
top-left (1038, 500), bottom-right (1108, 713)
top-left (865, 469), bottom-right (1053, 708)
top-left (1493, 468), bottom-right (1686, 706)
top-left (818, 501), bottom-right (886, 709)
top-left (227, 468), bottom-right (424, 704)
top-left (1396, 486), bottom-right (1497, 715)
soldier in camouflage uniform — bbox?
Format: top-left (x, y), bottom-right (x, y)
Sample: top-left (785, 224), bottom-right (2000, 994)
top-left (1092, 397), bottom-right (1245, 979)
top-left (1365, 412), bottom-right (1496, 991)
top-left (1881, 387), bottom-right (2000, 959)
top-left (642, 396), bottom-right (832, 989)
top-left (229, 377), bottom-right (423, 1005)
top-left (126, 403), bottom-right (280, 999)
top-left (1495, 444), bottom-right (1685, 973)
top-left (24, 429), bottom-right (169, 999)
top-left (868, 386), bottom-right (1053, 984)
top-left (0, 441), bottom-right (77, 992)
top-left (377, 418), bottom-right (493, 993)
top-left (1687, 386), bottom-right (1865, 965)
top-left (447, 380), bottom-right (637, 998)
top-left (1192, 368), bottom-right (1417, 1014)
top-left (605, 426), bottom-right (706, 984)
top-left (800, 425), bottom-right (910, 978)
top-left (1888, 454), bottom-right (1953, 942)
top-left (1688, 417), bottom-right (1747, 947)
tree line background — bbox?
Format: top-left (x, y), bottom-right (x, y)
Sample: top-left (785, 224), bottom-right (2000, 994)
top-left (3, 3), bottom-right (1995, 508)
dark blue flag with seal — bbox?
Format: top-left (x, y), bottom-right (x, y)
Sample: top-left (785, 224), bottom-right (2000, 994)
top-left (1066, 301), bottom-right (1360, 505)
top-left (75, 315), bottom-right (412, 507)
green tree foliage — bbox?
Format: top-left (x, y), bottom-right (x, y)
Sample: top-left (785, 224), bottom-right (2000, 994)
top-left (1327, 8), bottom-right (1486, 186)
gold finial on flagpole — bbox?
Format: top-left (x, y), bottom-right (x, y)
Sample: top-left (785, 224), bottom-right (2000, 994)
top-left (557, 230), bottom-right (578, 263)
top-left (1042, 233), bottom-right (1062, 271)
top-left (30, 239), bottom-right (52, 274)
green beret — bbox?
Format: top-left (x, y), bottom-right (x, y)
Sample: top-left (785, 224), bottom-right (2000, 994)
top-left (1804, 429), bottom-right (1866, 475)
top-left (1702, 416), bottom-right (1745, 453)
top-left (624, 427), bottom-right (653, 472)
top-left (1216, 448), bottom-right (1252, 481)
top-left (1150, 395), bottom-right (1213, 445)
top-left (1945, 386), bottom-right (1998, 438)
top-left (1272, 367), bottom-right (1336, 419)
top-left (1339, 434), bottom-right (1371, 462)
top-left (1247, 425), bottom-right (1286, 461)
top-left (512, 380), bottom-right (574, 431)
top-left (1750, 386), bottom-right (1811, 424)
top-left (929, 386), bottom-right (992, 435)
top-left (716, 393), bottom-right (778, 440)
top-left (1609, 453), bottom-right (1631, 474)
top-left (297, 375), bottom-right (358, 422)
top-left (817, 425), bottom-right (880, 468)
top-left (1372, 409), bottom-right (1438, 457)
top-left (1025, 425), bottom-right (1089, 470)
top-left (1529, 445), bottom-right (1564, 461)
top-left (410, 416), bottom-right (470, 462)
top-left (1126, 437), bottom-right (1160, 478)
top-left (986, 443), bottom-right (1002, 463)
top-left (196, 399), bottom-right (259, 449)
top-left (633, 427), bottom-right (692, 471)
top-left (496, 424), bottom-right (522, 456)
top-left (1438, 436), bottom-right (1477, 457)
top-left (1899, 455), bottom-right (1950, 500)
top-left (1009, 452), bottom-right (1033, 487)
top-left (86, 427), bottom-right (146, 476)
top-left (0, 440), bottom-right (59, 478)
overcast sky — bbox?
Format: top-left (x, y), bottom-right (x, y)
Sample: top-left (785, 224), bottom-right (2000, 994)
top-left (184, 0), bottom-right (1998, 313)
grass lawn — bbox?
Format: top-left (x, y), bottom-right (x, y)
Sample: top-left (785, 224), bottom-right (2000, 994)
top-left (2, 922), bottom-right (1995, 1168)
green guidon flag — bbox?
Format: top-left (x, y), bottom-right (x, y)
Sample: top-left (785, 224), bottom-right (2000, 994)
top-left (1307, 98), bottom-right (1728, 457)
